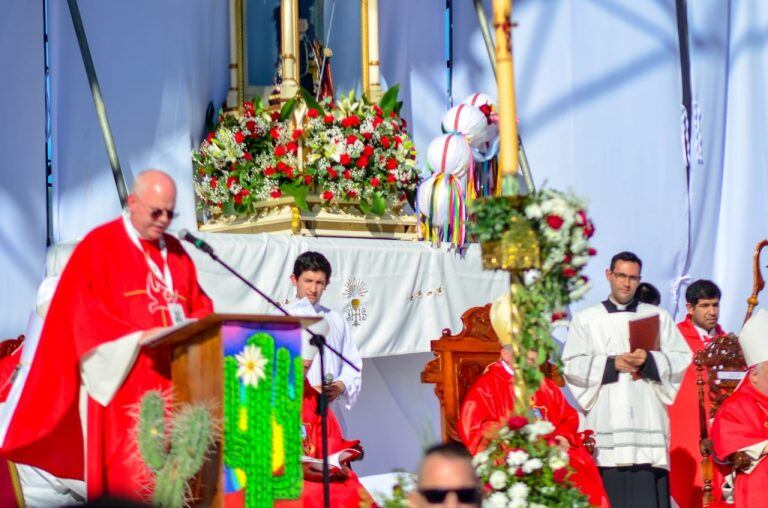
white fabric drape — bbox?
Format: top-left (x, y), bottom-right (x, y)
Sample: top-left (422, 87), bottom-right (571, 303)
top-left (0, 1), bottom-right (47, 339)
top-left (48, 0), bottom-right (230, 243)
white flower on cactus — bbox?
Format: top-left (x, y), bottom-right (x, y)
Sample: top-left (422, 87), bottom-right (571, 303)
top-left (521, 458), bottom-right (543, 474)
top-left (235, 344), bottom-right (268, 388)
top-left (506, 449), bottom-right (529, 467)
top-left (508, 482), bottom-right (529, 500)
top-left (489, 470), bottom-right (508, 490)
top-left (485, 492), bottom-right (509, 508)
top-left (525, 420), bottom-right (555, 438)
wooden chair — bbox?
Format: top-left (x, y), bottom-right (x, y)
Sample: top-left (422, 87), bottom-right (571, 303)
top-left (420, 304), bottom-right (565, 444)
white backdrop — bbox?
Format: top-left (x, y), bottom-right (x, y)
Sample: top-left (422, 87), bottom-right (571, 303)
top-left (0, 1), bottom-right (46, 338)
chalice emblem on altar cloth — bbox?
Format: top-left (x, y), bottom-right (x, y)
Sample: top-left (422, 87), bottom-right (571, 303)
top-left (342, 277), bottom-right (368, 327)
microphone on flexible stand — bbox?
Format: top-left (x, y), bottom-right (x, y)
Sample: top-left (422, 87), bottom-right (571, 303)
top-left (178, 228), bottom-right (360, 508)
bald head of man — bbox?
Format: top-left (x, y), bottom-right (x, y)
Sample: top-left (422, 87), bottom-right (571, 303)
top-left (127, 169), bottom-right (177, 241)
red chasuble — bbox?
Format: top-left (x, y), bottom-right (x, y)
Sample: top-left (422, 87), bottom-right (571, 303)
top-left (711, 379), bottom-right (768, 508)
top-left (275, 381), bottom-right (374, 508)
top-left (669, 316), bottom-right (725, 508)
top-left (0, 218), bottom-right (212, 500)
top-left (458, 360), bottom-right (609, 508)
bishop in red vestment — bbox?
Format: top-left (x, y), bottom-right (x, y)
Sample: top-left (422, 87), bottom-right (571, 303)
top-left (0, 171), bottom-right (213, 501)
top-left (458, 356), bottom-right (609, 508)
top-left (669, 281), bottom-right (724, 508)
top-left (711, 309), bottom-right (768, 508)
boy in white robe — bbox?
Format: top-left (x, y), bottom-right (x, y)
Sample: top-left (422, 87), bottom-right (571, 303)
top-left (562, 251), bottom-right (691, 508)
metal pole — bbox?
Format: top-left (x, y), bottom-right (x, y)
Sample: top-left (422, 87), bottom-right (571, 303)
top-left (66, 0), bottom-right (128, 207)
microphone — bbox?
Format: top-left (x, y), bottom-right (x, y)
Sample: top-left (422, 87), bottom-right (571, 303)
top-left (178, 229), bottom-right (215, 255)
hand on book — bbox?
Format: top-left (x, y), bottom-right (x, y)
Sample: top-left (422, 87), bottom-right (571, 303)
top-left (624, 349), bottom-right (648, 367)
top-left (614, 356), bottom-right (639, 373)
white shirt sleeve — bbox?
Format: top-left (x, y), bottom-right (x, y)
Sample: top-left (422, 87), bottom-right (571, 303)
top-left (647, 310), bottom-right (692, 405)
top-left (79, 331), bottom-right (141, 406)
top-left (334, 319), bottom-right (363, 410)
top-left (562, 313), bottom-right (609, 412)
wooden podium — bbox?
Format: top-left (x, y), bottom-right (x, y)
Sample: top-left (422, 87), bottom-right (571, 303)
top-left (151, 313), bottom-right (318, 507)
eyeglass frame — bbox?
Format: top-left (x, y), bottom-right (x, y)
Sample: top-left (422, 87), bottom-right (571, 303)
top-left (133, 193), bottom-right (178, 220)
top-left (610, 270), bottom-right (642, 284)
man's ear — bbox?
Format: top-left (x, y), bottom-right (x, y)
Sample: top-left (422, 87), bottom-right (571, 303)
top-left (685, 302), bottom-right (694, 315)
top-left (605, 268), bottom-right (612, 283)
top-left (290, 273), bottom-right (298, 287)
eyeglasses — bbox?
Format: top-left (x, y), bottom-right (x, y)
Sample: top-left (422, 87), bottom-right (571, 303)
top-left (611, 271), bottom-right (641, 284)
top-left (419, 488), bottom-right (481, 505)
top-left (134, 195), bottom-right (178, 220)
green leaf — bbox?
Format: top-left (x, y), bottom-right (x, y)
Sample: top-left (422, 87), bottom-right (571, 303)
top-left (379, 84), bottom-right (400, 117)
top-left (293, 184), bottom-right (309, 211)
top-left (358, 198), bottom-right (372, 215)
top-left (394, 100), bottom-right (404, 115)
top-left (223, 200), bottom-right (236, 216)
top-left (371, 192), bottom-right (387, 216)
top-left (279, 98), bottom-right (298, 121)
top-left (300, 87), bottom-right (325, 116)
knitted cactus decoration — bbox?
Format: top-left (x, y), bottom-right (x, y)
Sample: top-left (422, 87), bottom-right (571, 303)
top-left (137, 390), bottom-right (213, 508)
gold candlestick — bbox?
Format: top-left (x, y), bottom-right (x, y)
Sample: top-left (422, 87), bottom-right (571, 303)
top-left (280, 0), bottom-right (299, 101)
top-left (492, 0), bottom-right (520, 193)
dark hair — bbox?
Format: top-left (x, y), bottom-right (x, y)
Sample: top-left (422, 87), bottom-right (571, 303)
top-left (423, 441), bottom-right (473, 461)
top-left (610, 251), bottom-right (642, 271)
top-left (635, 282), bottom-right (661, 306)
top-left (292, 251), bottom-right (332, 281)
top-left (686, 279), bottom-right (721, 305)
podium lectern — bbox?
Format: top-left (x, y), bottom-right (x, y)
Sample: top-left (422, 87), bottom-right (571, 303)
top-left (151, 313), bottom-right (318, 507)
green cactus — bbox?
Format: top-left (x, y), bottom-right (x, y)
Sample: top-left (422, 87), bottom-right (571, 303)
top-left (137, 391), bottom-right (213, 508)
top-left (224, 333), bottom-right (275, 508)
top-left (271, 349), bottom-right (304, 498)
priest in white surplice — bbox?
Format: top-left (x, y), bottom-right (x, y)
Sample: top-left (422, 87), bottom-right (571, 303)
top-left (562, 251), bottom-right (691, 508)
top-left (284, 251), bottom-right (362, 430)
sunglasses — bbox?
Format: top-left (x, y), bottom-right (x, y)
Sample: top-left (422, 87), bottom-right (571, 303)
top-left (419, 488), bottom-right (481, 504)
top-left (135, 195), bottom-right (178, 220)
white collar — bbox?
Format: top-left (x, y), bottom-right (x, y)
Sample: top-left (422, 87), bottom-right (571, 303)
top-left (608, 296), bottom-right (628, 310)
top-left (501, 359), bottom-right (515, 376)
top-left (694, 323), bottom-right (717, 338)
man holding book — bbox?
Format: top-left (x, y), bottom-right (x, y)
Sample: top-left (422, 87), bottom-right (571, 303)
top-left (562, 251), bottom-right (692, 508)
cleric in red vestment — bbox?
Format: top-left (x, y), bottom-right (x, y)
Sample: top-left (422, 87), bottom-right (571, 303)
top-left (0, 170), bottom-right (213, 501)
top-left (711, 308), bottom-right (768, 508)
top-left (458, 344), bottom-right (610, 508)
top-left (669, 280), bottom-right (725, 507)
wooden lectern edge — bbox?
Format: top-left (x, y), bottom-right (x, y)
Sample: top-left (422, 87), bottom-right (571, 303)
top-left (146, 313), bottom-right (321, 349)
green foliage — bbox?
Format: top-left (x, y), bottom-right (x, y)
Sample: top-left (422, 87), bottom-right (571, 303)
top-left (136, 391), bottom-right (213, 508)
top-left (300, 87), bottom-right (325, 116)
top-left (279, 98), bottom-right (298, 121)
top-left (468, 196), bottom-right (524, 244)
top-left (379, 84), bottom-right (400, 117)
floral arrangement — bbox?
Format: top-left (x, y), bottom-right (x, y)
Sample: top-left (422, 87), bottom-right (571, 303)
top-left (473, 417), bottom-right (591, 508)
top-left (469, 188), bottom-right (596, 387)
top-left (192, 87), bottom-right (419, 218)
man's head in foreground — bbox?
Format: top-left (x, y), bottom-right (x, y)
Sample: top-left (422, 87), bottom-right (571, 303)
top-left (127, 169), bottom-right (177, 241)
top-left (410, 442), bottom-right (481, 507)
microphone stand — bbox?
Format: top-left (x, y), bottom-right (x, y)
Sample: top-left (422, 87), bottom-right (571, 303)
top-left (184, 235), bottom-right (358, 508)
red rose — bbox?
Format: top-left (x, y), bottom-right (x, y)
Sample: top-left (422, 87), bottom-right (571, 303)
top-left (286, 141), bottom-right (298, 154)
top-left (370, 176), bottom-right (380, 187)
top-left (234, 132), bottom-right (245, 144)
top-left (283, 166), bottom-right (294, 179)
top-left (372, 117), bottom-right (383, 128)
top-left (346, 134), bottom-right (358, 145)
top-left (243, 101), bottom-right (254, 115)
top-left (243, 152), bottom-right (253, 161)
top-left (362, 132), bottom-right (373, 140)
top-left (479, 104), bottom-right (492, 116)
top-left (304, 175), bottom-right (313, 185)
top-left (514, 468), bottom-right (525, 478)
top-left (546, 214), bottom-right (564, 230)
top-left (233, 188), bottom-right (250, 205)
top-left (270, 111), bottom-right (280, 121)
top-left (340, 153), bottom-right (351, 166)
top-left (389, 111), bottom-right (397, 118)
top-left (270, 188), bottom-right (282, 198)
top-left (363, 145), bottom-right (374, 157)
top-left (386, 158), bottom-right (398, 170)
top-left (551, 311), bottom-right (567, 322)
top-left (307, 108), bottom-right (319, 118)
top-left (380, 136), bottom-right (391, 148)
top-left (323, 114), bottom-right (334, 124)
top-left (265, 166), bottom-right (276, 176)
top-left (387, 173), bottom-right (396, 183)
top-left (399, 192), bottom-right (407, 201)
top-left (553, 468), bottom-right (568, 483)
top-left (393, 135), bottom-right (402, 146)
top-left (292, 129), bottom-right (303, 141)
top-left (226, 176), bottom-right (238, 189)
top-left (327, 167), bottom-right (338, 179)
top-left (274, 145), bottom-right (287, 157)
top-left (342, 115), bottom-right (361, 127)
top-left (209, 177), bottom-right (218, 189)
top-left (563, 254), bottom-right (572, 264)
top-left (205, 132), bottom-right (215, 143)
top-left (229, 163), bottom-right (236, 172)
top-left (373, 105), bottom-right (383, 117)
top-left (588, 247), bottom-right (597, 256)
top-left (576, 210), bottom-right (588, 226)
top-left (246, 121), bottom-right (257, 133)
top-left (277, 161), bottom-right (288, 172)
top-left (507, 415), bottom-right (528, 430)
top-left (402, 118), bottom-right (408, 129)
top-left (347, 189), bottom-right (358, 198)
top-left (563, 267), bottom-right (577, 278)
top-left (343, 170), bottom-right (352, 180)
top-left (356, 156), bottom-right (369, 168)
top-left (322, 190), bottom-right (334, 200)
top-left (270, 127), bottom-right (281, 140)
top-left (583, 221), bottom-right (596, 238)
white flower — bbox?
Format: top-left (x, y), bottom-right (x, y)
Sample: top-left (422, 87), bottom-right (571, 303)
top-left (506, 449), bottom-right (529, 467)
top-left (485, 492), bottom-right (509, 508)
top-left (472, 449), bottom-right (491, 467)
top-left (548, 452), bottom-right (569, 470)
top-left (489, 470), bottom-right (508, 490)
top-left (524, 420), bottom-right (555, 438)
top-left (540, 486), bottom-right (556, 495)
top-left (529, 503), bottom-right (547, 508)
top-left (523, 269), bottom-right (541, 287)
top-left (524, 203), bottom-right (543, 219)
top-left (521, 458), bottom-right (543, 474)
top-left (509, 499), bottom-right (527, 508)
top-left (508, 482), bottom-right (529, 500)
top-left (569, 280), bottom-right (593, 301)
top-left (235, 344), bottom-right (268, 388)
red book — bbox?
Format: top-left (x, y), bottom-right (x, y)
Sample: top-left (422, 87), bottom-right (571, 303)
top-left (629, 314), bottom-right (660, 352)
